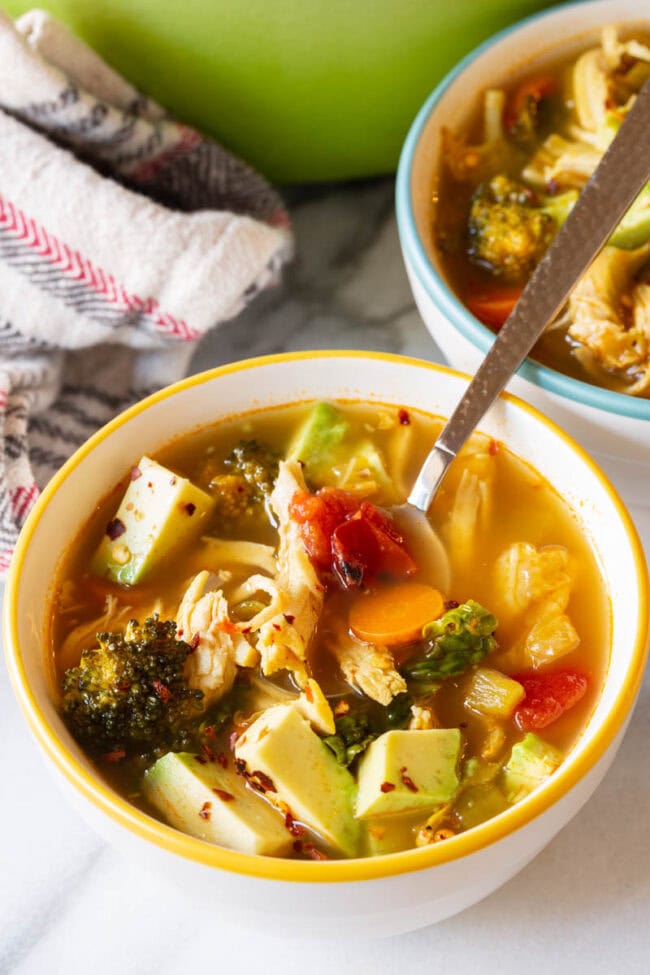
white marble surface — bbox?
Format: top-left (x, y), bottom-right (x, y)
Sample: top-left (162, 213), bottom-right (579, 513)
top-left (2, 178), bottom-right (650, 974)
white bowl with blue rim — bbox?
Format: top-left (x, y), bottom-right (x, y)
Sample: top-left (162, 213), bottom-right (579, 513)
top-left (396, 0), bottom-right (650, 508)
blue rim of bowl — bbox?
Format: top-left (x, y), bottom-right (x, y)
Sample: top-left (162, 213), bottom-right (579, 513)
top-left (395, 0), bottom-right (650, 422)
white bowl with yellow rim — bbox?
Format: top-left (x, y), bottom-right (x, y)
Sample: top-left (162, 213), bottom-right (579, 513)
top-left (3, 352), bottom-right (648, 937)
top-left (396, 0), bottom-right (650, 508)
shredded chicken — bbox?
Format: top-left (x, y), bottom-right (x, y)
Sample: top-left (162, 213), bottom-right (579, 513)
top-left (176, 571), bottom-right (247, 706)
top-left (409, 704), bottom-right (436, 731)
top-left (254, 460), bottom-right (325, 684)
top-left (332, 638), bottom-right (406, 706)
top-left (568, 246), bottom-right (650, 394)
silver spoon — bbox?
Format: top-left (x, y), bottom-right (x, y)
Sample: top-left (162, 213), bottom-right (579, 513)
top-left (393, 79), bottom-right (650, 592)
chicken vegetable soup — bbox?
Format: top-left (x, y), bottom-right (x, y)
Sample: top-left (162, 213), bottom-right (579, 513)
top-left (435, 26), bottom-right (650, 396)
top-left (53, 401), bottom-right (608, 860)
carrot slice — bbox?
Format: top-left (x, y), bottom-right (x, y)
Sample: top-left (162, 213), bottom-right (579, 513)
top-left (349, 582), bottom-right (445, 650)
top-left (466, 287), bottom-right (523, 330)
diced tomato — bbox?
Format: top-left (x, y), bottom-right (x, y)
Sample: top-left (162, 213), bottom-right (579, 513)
top-left (290, 488), bottom-right (415, 588)
top-left (331, 516), bottom-right (379, 587)
top-left (513, 670), bottom-right (588, 731)
top-left (466, 287), bottom-right (523, 330)
top-left (289, 488), bottom-right (358, 570)
top-left (504, 76), bottom-right (558, 133)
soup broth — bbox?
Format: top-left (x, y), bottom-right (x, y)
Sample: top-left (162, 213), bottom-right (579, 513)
top-left (434, 26), bottom-right (650, 396)
top-left (52, 401), bottom-right (609, 860)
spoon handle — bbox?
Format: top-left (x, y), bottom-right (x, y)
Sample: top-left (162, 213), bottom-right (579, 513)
top-left (409, 79), bottom-right (650, 512)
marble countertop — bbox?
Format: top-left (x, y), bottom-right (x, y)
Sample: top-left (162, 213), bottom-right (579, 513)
top-left (2, 179), bottom-right (649, 974)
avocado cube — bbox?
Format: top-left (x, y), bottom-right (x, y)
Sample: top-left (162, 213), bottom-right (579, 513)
top-left (92, 456), bottom-right (214, 584)
top-left (356, 729), bottom-right (461, 819)
top-left (235, 704), bottom-right (360, 857)
top-left (502, 733), bottom-right (563, 803)
top-left (362, 811), bottom-right (423, 856)
top-left (286, 402), bottom-right (348, 482)
top-left (143, 752), bottom-right (292, 857)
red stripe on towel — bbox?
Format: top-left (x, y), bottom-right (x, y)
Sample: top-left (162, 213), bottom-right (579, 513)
top-left (128, 125), bottom-right (203, 183)
top-left (0, 194), bottom-right (200, 342)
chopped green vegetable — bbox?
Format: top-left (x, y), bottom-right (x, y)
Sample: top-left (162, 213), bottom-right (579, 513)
top-left (541, 190), bottom-right (578, 227)
top-left (62, 616), bottom-right (203, 756)
top-left (223, 440), bottom-right (280, 502)
top-left (323, 692), bottom-right (412, 767)
top-left (404, 601), bottom-right (498, 682)
top-left (608, 184), bottom-right (650, 250)
top-left (502, 732), bottom-right (563, 802)
top-left (467, 175), bottom-right (557, 280)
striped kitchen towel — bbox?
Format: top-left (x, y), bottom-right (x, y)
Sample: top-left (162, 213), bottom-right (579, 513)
top-left (0, 9), bottom-right (293, 574)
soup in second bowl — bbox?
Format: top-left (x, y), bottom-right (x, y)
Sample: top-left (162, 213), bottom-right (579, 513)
top-left (52, 401), bottom-right (609, 860)
top-left (435, 26), bottom-right (650, 396)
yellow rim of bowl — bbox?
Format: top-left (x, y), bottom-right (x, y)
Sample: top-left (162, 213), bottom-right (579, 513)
top-left (4, 351), bottom-right (649, 884)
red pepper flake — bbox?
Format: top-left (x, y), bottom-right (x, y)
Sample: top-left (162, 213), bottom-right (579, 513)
top-left (103, 749), bottom-right (126, 764)
top-left (380, 781), bottom-right (396, 793)
top-left (191, 633), bottom-right (201, 650)
top-left (284, 812), bottom-right (306, 837)
top-left (400, 766), bottom-right (418, 793)
top-left (334, 700), bottom-right (350, 717)
top-left (152, 679), bottom-right (172, 704)
top-left (212, 789), bottom-right (235, 802)
top-left (203, 724), bottom-right (216, 740)
top-left (283, 613), bottom-right (295, 624)
top-left (130, 466), bottom-right (142, 481)
top-left (303, 843), bottom-right (328, 861)
top-left (234, 758), bottom-right (247, 776)
top-left (230, 732), bottom-right (241, 752)
top-left (199, 801), bottom-right (212, 820)
top-left (304, 684), bottom-right (314, 703)
top-left (248, 769), bottom-right (276, 794)
top-left (216, 618), bottom-right (238, 635)
top-left (105, 518), bottom-right (126, 540)
top-left (216, 752), bottom-right (228, 769)
top-left (202, 743), bottom-right (216, 763)
top-left (272, 623), bottom-right (281, 631)
top-left (293, 840), bottom-right (304, 854)
top-left (241, 626), bottom-right (252, 635)
top-left (184, 502), bottom-right (196, 516)
top-left (398, 408), bottom-right (411, 426)
top-left (194, 754), bottom-right (208, 765)
top-left (176, 628), bottom-right (184, 638)
top-left (444, 599), bottom-right (460, 611)
top-left (170, 476), bottom-right (178, 486)
top-left (147, 481), bottom-right (153, 489)
top-left (488, 438), bottom-right (500, 456)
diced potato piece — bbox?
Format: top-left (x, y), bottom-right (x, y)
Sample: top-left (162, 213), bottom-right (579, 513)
top-left (356, 729), bottom-right (461, 819)
top-left (525, 613), bottom-right (580, 667)
top-left (502, 733), bottom-right (563, 803)
top-left (465, 668), bottom-right (525, 718)
top-left (235, 704), bottom-right (359, 857)
top-left (143, 752), bottom-right (292, 857)
top-left (92, 456), bottom-right (214, 585)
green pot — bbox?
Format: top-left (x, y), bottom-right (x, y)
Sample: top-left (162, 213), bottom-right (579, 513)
top-left (5, 0), bottom-right (555, 182)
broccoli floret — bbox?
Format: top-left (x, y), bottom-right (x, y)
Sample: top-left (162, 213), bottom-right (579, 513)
top-left (210, 473), bottom-right (257, 521)
top-left (224, 440), bottom-right (279, 502)
top-left (467, 175), bottom-right (556, 280)
top-left (62, 616), bottom-right (204, 757)
top-left (323, 693), bottom-right (412, 767)
top-left (404, 601), bottom-right (498, 682)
